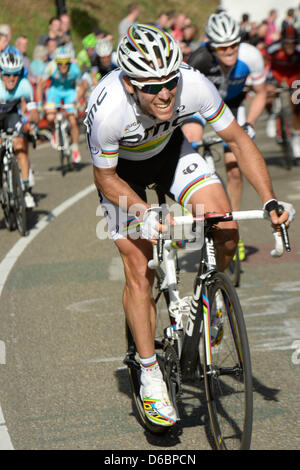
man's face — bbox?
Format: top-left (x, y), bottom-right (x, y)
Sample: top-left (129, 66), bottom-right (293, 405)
top-left (283, 41), bottom-right (296, 56)
top-left (214, 42), bottom-right (239, 68)
top-left (100, 55), bottom-right (111, 68)
top-left (124, 73), bottom-right (179, 121)
top-left (1, 73), bottom-right (20, 91)
top-left (16, 37), bottom-right (28, 54)
top-left (50, 20), bottom-right (61, 35)
top-left (57, 62), bottom-right (70, 75)
top-left (0, 35), bottom-right (8, 52)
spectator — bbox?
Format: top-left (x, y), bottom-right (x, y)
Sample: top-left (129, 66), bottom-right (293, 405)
top-left (180, 24), bottom-right (199, 61)
top-left (37, 16), bottom-right (62, 47)
top-left (171, 13), bottom-right (186, 41)
top-left (264, 9), bottom-right (279, 45)
top-left (15, 35), bottom-right (30, 71)
top-left (45, 37), bottom-right (58, 62)
top-left (118, 2), bottom-right (140, 40)
top-left (29, 45), bottom-right (48, 84)
top-left (240, 13), bottom-right (251, 41)
top-left (59, 13), bottom-right (71, 41)
top-left (0, 24), bottom-right (12, 44)
top-left (282, 8), bottom-right (295, 32)
top-left (0, 32), bottom-right (8, 53)
top-left (155, 12), bottom-right (170, 31)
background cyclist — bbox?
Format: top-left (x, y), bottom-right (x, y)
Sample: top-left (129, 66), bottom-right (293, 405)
top-left (85, 24), bottom-right (292, 428)
top-left (36, 45), bottom-right (82, 164)
top-left (182, 11), bottom-right (267, 260)
top-left (263, 23), bottom-right (300, 160)
top-left (0, 52), bottom-right (38, 208)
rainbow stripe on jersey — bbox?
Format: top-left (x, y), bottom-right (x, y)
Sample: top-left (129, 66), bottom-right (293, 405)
top-left (178, 173), bottom-right (213, 205)
top-left (205, 100), bottom-right (226, 124)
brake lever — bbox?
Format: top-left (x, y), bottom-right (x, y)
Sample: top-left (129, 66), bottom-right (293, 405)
top-left (278, 205), bottom-right (291, 252)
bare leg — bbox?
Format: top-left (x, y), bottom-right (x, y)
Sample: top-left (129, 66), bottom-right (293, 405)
top-left (116, 237), bottom-right (157, 358)
top-left (188, 182), bottom-right (239, 271)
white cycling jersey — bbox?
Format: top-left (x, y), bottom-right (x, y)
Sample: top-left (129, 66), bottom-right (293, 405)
top-left (85, 63), bottom-right (234, 169)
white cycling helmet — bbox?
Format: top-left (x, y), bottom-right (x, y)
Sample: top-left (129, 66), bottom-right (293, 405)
top-left (54, 45), bottom-right (72, 63)
top-left (96, 38), bottom-right (113, 57)
top-left (205, 12), bottom-right (241, 47)
top-left (117, 23), bottom-right (182, 78)
top-left (0, 52), bottom-right (23, 74)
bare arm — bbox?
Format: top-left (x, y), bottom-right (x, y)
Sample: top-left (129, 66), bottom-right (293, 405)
top-left (93, 165), bottom-right (150, 216)
top-left (246, 82), bottom-right (267, 126)
top-left (218, 120), bottom-right (287, 226)
top-left (35, 78), bottom-right (47, 104)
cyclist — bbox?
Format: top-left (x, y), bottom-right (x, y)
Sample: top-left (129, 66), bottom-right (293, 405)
top-left (263, 24), bottom-right (300, 159)
top-left (182, 12), bottom-right (267, 261)
top-left (85, 24), bottom-right (292, 427)
top-left (92, 37), bottom-right (117, 80)
top-left (0, 52), bottom-right (38, 208)
top-left (77, 33), bottom-right (97, 73)
top-left (36, 46), bottom-right (82, 164)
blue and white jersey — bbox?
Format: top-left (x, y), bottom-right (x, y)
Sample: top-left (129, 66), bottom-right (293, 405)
top-left (188, 42), bottom-right (265, 105)
top-left (43, 60), bottom-right (82, 90)
top-left (0, 76), bottom-right (34, 103)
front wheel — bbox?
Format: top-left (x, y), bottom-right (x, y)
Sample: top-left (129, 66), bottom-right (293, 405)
top-left (11, 157), bottom-right (26, 236)
top-left (203, 272), bottom-right (253, 450)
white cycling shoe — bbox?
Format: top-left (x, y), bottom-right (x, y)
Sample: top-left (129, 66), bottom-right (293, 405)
top-left (140, 376), bottom-right (177, 426)
top-left (24, 191), bottom-right (36, 209)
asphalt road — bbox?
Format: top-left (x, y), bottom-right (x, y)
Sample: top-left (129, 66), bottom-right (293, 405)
top-left (0, 115), bottom-right (299, 451)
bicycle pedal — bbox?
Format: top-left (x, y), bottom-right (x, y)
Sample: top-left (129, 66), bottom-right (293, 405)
top-left (123, 354), bottom-right (140, 370)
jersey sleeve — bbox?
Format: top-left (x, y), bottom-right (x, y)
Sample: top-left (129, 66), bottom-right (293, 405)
top-left (43, 61), bottom-right (56, 79)
top-left (241, 43), bottom-right (266, 86)
top-left (86, 112), bottom-right (120, 169)
top-left (199, 77), bottom-right (234, 132)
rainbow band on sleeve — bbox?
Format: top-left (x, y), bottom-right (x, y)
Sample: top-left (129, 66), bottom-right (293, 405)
top-left (127, 24), bottom-right (170, 60)
top-left (205, 100), bottom-right (226, 124)
top-left (100, 149), bottom-right (119, 159)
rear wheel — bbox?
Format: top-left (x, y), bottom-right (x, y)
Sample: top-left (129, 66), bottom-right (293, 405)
top-left (203, 272), bottom-right (253, 450)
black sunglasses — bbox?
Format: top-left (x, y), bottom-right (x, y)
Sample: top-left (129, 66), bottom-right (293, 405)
top-left (2, 72), bottom-right (21, 77)
top-left (130, 74), bottom-right (180, 95)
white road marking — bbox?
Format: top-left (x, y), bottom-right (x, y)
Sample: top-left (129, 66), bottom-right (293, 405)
top-left (0, 184), bottom-right (95, 450)
top-left (88, 356), bottom-right (124, 364)
top-left (0, 341), bottom-right (6, 365)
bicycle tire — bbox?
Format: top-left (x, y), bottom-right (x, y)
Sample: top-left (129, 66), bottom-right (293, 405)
top-left (226, 248), bottom-right (241, 287)
top-left (1, 171), bottom-right (15, 231)
top-left (279, 114), bottom-right (293, 170)
top-left (11, 156), bottom-right (26, 236)
top-left (202, 272), bottom-right (253, 450)
top-left (124, 322), bottom-right (168, 435)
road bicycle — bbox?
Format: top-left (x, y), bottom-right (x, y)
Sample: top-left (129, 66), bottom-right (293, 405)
top-left (0, 129), bottom-right (28, 236)
top-left (270, 86), bottom-right (295, 170)
top-left (195, 134), bottom-right (241, 287)
top-left (124, 205), bottom-right (290, 449)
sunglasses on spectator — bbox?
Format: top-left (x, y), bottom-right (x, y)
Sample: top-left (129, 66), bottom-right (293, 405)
top-left (130, 73), bottom-right (180, 94)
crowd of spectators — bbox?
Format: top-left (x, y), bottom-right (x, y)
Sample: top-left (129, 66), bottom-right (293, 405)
top-left (1, 3), bottom-right (300, 95)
